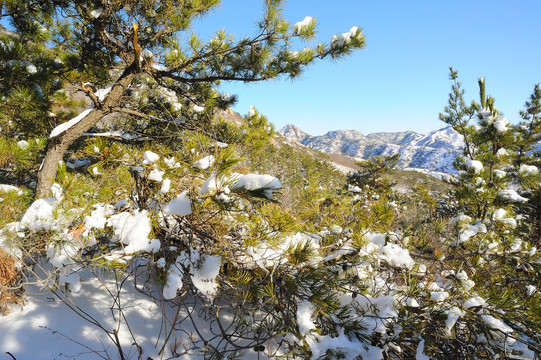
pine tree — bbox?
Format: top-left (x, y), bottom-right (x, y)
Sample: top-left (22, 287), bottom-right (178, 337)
top-left (440, 69), bottom-right (519, 220)
top-left (0, 0), bottom-right (365, 198)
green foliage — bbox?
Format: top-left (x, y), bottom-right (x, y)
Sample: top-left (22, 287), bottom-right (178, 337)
top-left (440, 69), bottom-right (541, 222)
top-left (346, 153), bottom-right (399, 195)
top-left (0, 136), bottom-right (45, 184)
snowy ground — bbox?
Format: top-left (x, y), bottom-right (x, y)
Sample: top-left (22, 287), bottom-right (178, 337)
top-left (1, 270), bottom-right (169, 360)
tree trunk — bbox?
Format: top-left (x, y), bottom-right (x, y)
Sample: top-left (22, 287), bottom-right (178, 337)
top-left (35, 70), bottom-right (136, 198)
top-left (36, 109), bottom-right (106, 198)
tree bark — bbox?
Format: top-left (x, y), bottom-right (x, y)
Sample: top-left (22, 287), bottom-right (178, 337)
top-left (35, 70), bottom-right (136, 198)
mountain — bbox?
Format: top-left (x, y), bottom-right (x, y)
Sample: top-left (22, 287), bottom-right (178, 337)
top-left (279, 124), bottom-right (312, 143)
top-left (278, 124), bottom-right (464, 174)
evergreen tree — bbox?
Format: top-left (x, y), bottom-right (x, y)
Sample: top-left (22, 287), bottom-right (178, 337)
top-left (0, 0), bottom-right (365, 198)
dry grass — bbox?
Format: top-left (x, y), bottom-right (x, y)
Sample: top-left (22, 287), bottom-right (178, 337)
top-left (0, 247), bottom-right (23, 315)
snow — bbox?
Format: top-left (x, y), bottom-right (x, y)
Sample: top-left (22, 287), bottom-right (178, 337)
top-left (163, 257), bottom-right (185, 299)
top-left (406, 297), bottom-right (420, 308)
top-left (156, 86), bottom-right (182, 111)
top-left (332, 26), bottom-right (361, 47)
top-left (147, 168), bottom-right (165, 182)
top-left (466, 159), bottom-right (483, 174)
top-left (458, 222), bottom-right (486, 243)
top-left (430, 291), bottom-right (449, 302)
top-left (481, 315), bottom-right (513, 334)
top-left (309, 329), bottom-right (383, 360)
top-left (142, 150), bottom-right (160, 164)
top-left (294, 16), bottom-right (314, 33)
top-left (494, 169), bottom-right (506, 179)
top-left (26, 64), bottom-right (37, 74)
top-left (201, 173), bottom-right (237, 196)
top-left (416, 338), bottom-right (430, 360)
top-left (50, 106), bottom-right (94, 138)
top-left (0, 271), bottom-right (173, 359)
top-left (192, 105), bottom-right (205, 113)
top-left (90, 8), bottom-right (104, 18)
top-left (19, 197), bottom-right (59, 231)
top-left (526, 285), bottom-right (537, 296)
top-left (162, 249), bottom-right (221, 300)
top-left (231, 174), bottom-right (282, 198)
top-left (249, 105), bottom-right (256, 117)
top-left (164, 157), bottom-right (181, 168)
top-left (297, 300), bottom-right (316, 335)
top-left (152, 63), bottom-right (169, 72)
top-left (107, 210), bottom-right (154, 254)
top-left (496, 148), bottom-right (508, 157)
top-left (162, 191), bottom-right (191, 216)
top-left (493, 117), bottom-right (509, 133)
top-left (444, 307), bottom-right (464, 336)
top-left (498, 189), bottom-right (528, 203)
top-left (193, 155), bottom-right (215, 169)
top-left (83, 204), bottom-right (115, 231)
top-left (141, 49), bottom-right (153, 59)
top-left (16, 140), bottom-right (29, 149)
top-left (160, 178), bottom-right (171, 193)
top-left (378, 243), bottom-right (415, 269)
top-left (519, 164), bottom-right (539, 176)
top-left (247, 232), bottom-right (321, 269)
top-left (190, 252), bottom-right (221, 299)
top-left (463, 296), bottom-right (486, 309)
top-left (354, 295), bottom-right (398, 334)
top-left (85, 131), bottom-right (138, 141)
top-left (0, 184), bottom-right (23, 195)
top-left (492, 208), bottom-right (517, 228)
top-left (157, 257), bottom-right (166, 268)
top-left (492, 208), bottom-right (507, 220)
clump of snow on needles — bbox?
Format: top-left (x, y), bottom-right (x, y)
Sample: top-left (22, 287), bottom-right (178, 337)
top-left (191, 250), bottom-right (221, 299)
top-left (163, 249), bottom-right (222, 300)
top-left (16, 140), bottom-right (29, 150)
top-left (0, 184), bottom-right (23, 195)
top-left (160, 178), bottom-right (171, 193)
top-left (331, 26), bottom-right (362, 47)
top-left (498, 189), bottom-right (527, 203)
top-left (294, 16), bottom-right (314, 33)
top-left (378, 243), bottom-right (415, 269)
top-left (492, 208), bottom-right (517, 228)
top-left (231, 174), bottom-right (281, 199)
top-left (481, 315), bottom-right (514, 337)
top-left (444, 307), bottom-right (465, 336)
top-left (107, 210), bottom-right (159, 254)
top-left (90, 8), bottom-right (103, 18)
top-left (19, 184), bottom-right (64, 231)
top-left (162, 191), bottom-right (191, 216)
top-left (247, 232), bottom-right (321, 269)
top-left (193, 155), bottom-right (215, 170)
top-left (466, 159), bottom-right (483, 174)
top-left (143, 150), bottom-right (160, 164)
top-left (493, 117), bottom-right (509, 133)
top-left (163, 253), bottom-right (187, 300)
top-left (148, 168), bottom-right (165, 182)
top-left (519, 164), bottom-right (539, 176)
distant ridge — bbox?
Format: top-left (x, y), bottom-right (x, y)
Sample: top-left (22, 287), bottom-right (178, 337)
top-left (278, 124), bottom-right (464, 174)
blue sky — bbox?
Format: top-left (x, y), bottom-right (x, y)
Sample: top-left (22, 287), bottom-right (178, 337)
top-left (191, 0), bottom-right (541, 135)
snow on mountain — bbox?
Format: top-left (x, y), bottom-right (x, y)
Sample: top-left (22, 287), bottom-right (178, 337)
top-left (407, 126), bottom-right (464, 149)
top-left (279, 124), bottom-right (312, 143)
top-left (365, 131), bottom-right (423, 145)
top-left (278, 124), bottom-right (463, 174)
